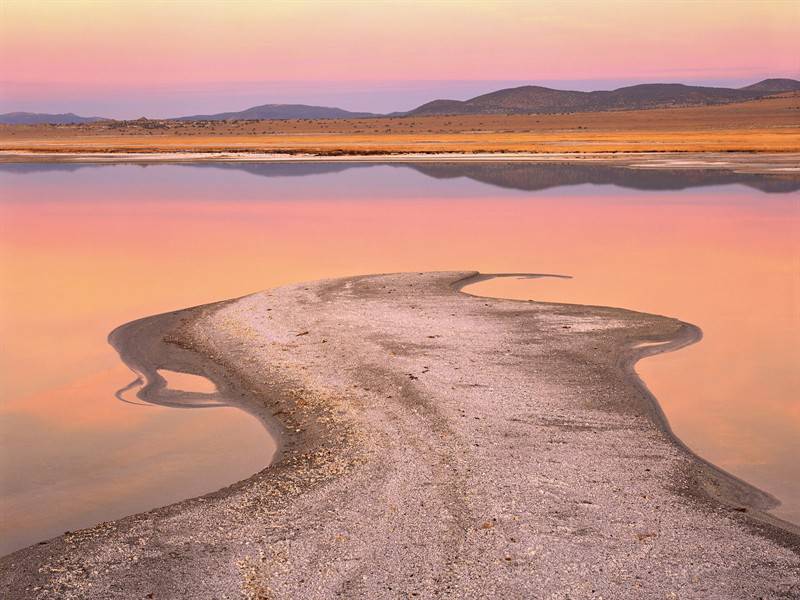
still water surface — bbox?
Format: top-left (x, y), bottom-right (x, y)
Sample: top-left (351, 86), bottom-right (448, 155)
top-left (1, 161), bottom-right (798, 554)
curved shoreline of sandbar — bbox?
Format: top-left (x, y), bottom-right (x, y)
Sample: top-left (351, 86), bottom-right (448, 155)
top-left (1, 271), bottom-right (797, 599)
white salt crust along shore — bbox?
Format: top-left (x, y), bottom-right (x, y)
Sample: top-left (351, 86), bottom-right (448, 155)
top-left (1, 150), bottom-right (800, 175)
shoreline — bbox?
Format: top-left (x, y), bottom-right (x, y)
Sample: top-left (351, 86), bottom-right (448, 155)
top-left (458, 274), bottom-right (799, 537)
top-left (1, 148), bottom-right (800, 164)
top-left (2, 272), bottom-right (798, 598)
top-left (107, 302), bottom-right (287, 460)
top-left (1, 151), bottom-right (798, 178)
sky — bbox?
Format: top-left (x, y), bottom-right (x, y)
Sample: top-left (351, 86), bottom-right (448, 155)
top-left (1, 0), bottom-right (798, 118)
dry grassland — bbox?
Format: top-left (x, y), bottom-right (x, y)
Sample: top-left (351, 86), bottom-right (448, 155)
top-left (2, 93), bottom-right (798, 155)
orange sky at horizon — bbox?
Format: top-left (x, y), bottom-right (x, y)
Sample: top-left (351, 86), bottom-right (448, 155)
top-left (2, 0), bottom-right (798, 87)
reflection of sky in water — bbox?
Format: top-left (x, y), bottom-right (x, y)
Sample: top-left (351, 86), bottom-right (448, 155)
top-left (1, 161), bottom-right (796, 204)
top-left (0, 161), bottom-right (797, 554)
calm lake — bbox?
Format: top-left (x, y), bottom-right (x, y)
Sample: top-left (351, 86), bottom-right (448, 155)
top-left (1, 160), bottom-right (798, 554)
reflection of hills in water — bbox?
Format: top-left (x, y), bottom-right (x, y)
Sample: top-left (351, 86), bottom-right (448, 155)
top-left (1, 160), bottom-right (798, 193)
top-left (183, 162), bottom-right (375, 178)
top-left (0, 162), bottom-right (368, 178)
top-left (0, 163), bottom-right (102, 174)
top-left (405, 162), bottom-right (800, 194)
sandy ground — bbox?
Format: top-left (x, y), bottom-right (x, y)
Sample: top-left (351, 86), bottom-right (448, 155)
top-left (1, 93), bottom-right (798, 155)
top-left (1, 272), bottom-right (798, 599)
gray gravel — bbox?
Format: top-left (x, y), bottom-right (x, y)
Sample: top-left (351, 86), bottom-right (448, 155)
top-left (2, 271), bottom-right (798, 599)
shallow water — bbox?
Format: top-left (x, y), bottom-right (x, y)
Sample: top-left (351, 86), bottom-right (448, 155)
top-left (0, 161), bottom-right (797, 553)
top-left (157, 370), bottom-right (219, 394)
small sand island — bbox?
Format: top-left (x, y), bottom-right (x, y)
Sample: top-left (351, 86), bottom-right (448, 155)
top-left (3, 272), bottom-right (797, 598)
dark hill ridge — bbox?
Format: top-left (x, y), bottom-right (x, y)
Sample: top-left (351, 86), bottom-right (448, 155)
top-left (740, 78), bottom-right (800, 93)
top-left (3, 78), bottom-right (798, 123)
top-left (407, 78), bottom-right (800, 116)
top-left (0, 112), bottom-right (107, 125)
top-left (174, 103), bottom-right (378, 121)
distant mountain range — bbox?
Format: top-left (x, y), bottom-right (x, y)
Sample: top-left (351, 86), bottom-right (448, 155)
top-left (407, 78), bottom-right (800, 116)
top-left (740, 78), bottom-right (800, 93)
top-left (2, 78), bottom-right (798, 124)
top-left (173, 104), bottom-right (378, 121)
top-left (0, 112), bottom-right (108, 125)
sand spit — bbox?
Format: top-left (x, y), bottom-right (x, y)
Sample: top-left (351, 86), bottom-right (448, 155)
top-left (1, 272), bottom-right (798, 599)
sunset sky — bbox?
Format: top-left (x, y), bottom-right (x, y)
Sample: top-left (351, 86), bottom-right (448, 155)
top-left (1, 0), bottom-right (798, 117)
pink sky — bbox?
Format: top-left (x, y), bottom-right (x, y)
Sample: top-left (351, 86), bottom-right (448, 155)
top-left (1, 0), bottom-right (798, 117)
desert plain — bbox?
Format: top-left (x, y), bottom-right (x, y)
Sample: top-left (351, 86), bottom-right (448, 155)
top-left (1, 93), bottom-right (799, 156)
